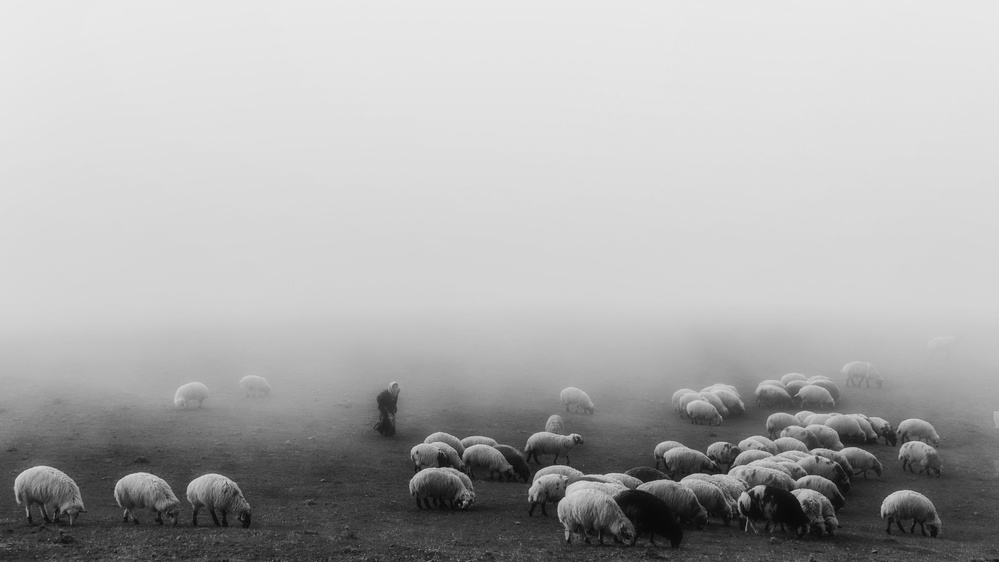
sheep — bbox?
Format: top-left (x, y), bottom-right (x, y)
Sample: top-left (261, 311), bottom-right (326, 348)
top-left (841, 361), bottom-right (882, 388)
top-left (840, 447), bottom-right (883, 478)
top-left (780, 426), bottom-right (821, 450)
top-left (544, 415), bottom-right (565, 434)
top-left (532, 465), bottom-right (584, 484)
top-left (807, 380), bottom-right (841, 404)
top-left (174, 382), bottom-right (209, 409)
top-left (410, 443), bottom-right (450, 472)
top-left (493, 445), bottom-right (531, 483)
top-left (566, 480), bottom-right (628, 497)
top-left (558, 489), bottom-right (636, 545)
top-left (462, 444), bottom-right (515, 480)
top-left (528, 474), bottom-right (568, 516)
top-left (684, 474), bottom-right (749, 510)
top-left (186, 473), bottom-right (251, 527)
top-left (803, 413), bottom-right (836, 426)
top-left (424, 432), bottom-right (466, 457)
top-left (868, 416), bottom-right (897, 445)
top-left (780, 373), bottom-right (808, 385)
top-left (727, 465), bottom-right (796, 492)
top-left (731, 449), bottom-right (773, 468)
top-left (524, 432), bottom-right (584, 465)
top-left (747, 460), bottom-right (807, 480)
top-left (460, 436), bottom-right (498, 448)
top-left (796, 385), bottom-right (836, 410)
top-left (672, 388), bottom-right (698, 414)
top-left (774, 437), bottom-right (809, 453)
top-left (881, 490), bottom-right (942, 537)
top-left (794, 475), bottom-right (846, 511)
top-left (680, 478), bottom-right (733, 526)
top-left (807, 375), bottom-right (834, 383)
top-left (654, 440), bottom-right (687, 470)
top-left (238, 375), bottom-right (271, 397)
top-left (701, 383), bottom-right (739, 396)
top-left (698, 392), bottom-right (729, 417)
top-left (794, 410), bottom-right (815, 424)
top-left (796, 456), bottom-right (850, 493)
top-left (766, 413), bottom-right (802, 439)
top-left (437, 467), bottom-right (475, 508)
top-left (705, 442), bottom-right (742, 471)
top-left (601, 473), bottom-right (643, 490)
top-left (784, 380), bottom-right (808, 399)
top-left (660, 447), bottom-right (720, 480)
top-left (898, 441), bottom-right (942, 477)
top-left (624, 466), bottom-right (667, 483)
top-left (809, 448), bottom-right (853, 479)
top-left (409, 468), bottom-right (474, 510)
top-left (791, 489), bottom-right (839, 537)
top-left (636, 480), bottom-right (709, 529)
top-left (614, 489), bottom-right (683, 548)
top-left (560, 386), bottom-right (594, 414)
top-left (755, 385), bottom-right (793, 409)
top-left (757, 380), bottom-right (787, 390)
top-left (737, 485), bottom-right (809, 537)
top-left (824, 416), bottom-right (867, 444)
top-left (13, 466), bottom-right (87, 526)
top-left (114, 472), bottom-right (181, 525)
top-left (805, 424), bottom-right (844, 451)
top-left (845, 414), bottom-right (879, 443)
top-left (776, 450), bottom-right (810, 462)
top-left (897, 418), bottom-right (941, 446)
top-left (927, 335), bottom-right (959, 359)
top-left (710, 389), bottom-right (745, 416)
top-left (677, 393), bottom-right (706, 417)
top-left (739, 436), bottom-right (779, 455)
top-left (686, 400), bottom-right (723, 425)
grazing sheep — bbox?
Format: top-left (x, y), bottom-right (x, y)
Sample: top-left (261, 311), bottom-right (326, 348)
top-left (881, 490), bottom-right (942, 537)
top-left (424, 432), bottom-right (466, 457)
top-left (566, 480), bottom-right (629, 497)
top-left (525, 432), bottom-right (584, 465)
top-left (532, 465), bottom-right (584, 484)
top-left (809, 448), bottom-right (853, 479)
top-left (677, 393), bottom-right (705, 417)
top-left (805, 424), bottom-right (844, 451)
top-left (614, 489), bottom-right (683, 548)
top-left (680, 479), bottom-right (733, 526)
top-left (686, 400), bottom-right (723, 425)
top-left (776, 450), bottom-right (810, 462)
top-left (794, 475), bottom-right (846, 511)
top-left (238, 375), bottom-right (270, 397)
top-left (636, 480), bottom-right (709, 529)
top-left (410, 443), bottom-right (450, 472)
top-left (840, 447), bottom-right (883, 478)
top-left (654, 441), bottom-right (686, 469)
top-left (780, 426), bottom-right (821, 450)
top-left (174, 382), bottom-right (209, 409)
top-left (625, 466), bottom-right (668, 483)
top-left (791, 488), bottom-right (840, 537)
top-left (437, 467), bottom-right (475, 508)
top-left (841, 361), bottom-right (882, 388)
top-left (898, 441), bottom-right (942, 477)
top-left (13, 466), bottom-right (86, 526)
top-left (794, 411), bottom-right (815, 424)
top-left (684, 474), bottom-right (749, 510)
top-left (409, 468), bottom-right (474, 510)
top-left (432, 442), bottom-right (468, 473)
top-left (727, 466), bottom-right (795, 492)
top-left (698, 392), bottom-right (729, 417)
top-left (493, 445), bottom-right (531, 483)
top-left (462, 444), bottom-right (515, 480)
top-left (803, 413), bottom-right (836, 426)
top-left (780, 373), bottom-right (808, 385)
top-left (705, 442), bottom-right (741, 471)
top-left (824, 416), bottom-right (867, 444)
top-left (797, 385), bottom-right (836, 410)
top-left (796, 456), bottom-right (850, 493)
top-left (672, 389), bottom-right (698, 414)
top-left (897, 418), bottom-right (941, 446)
top-left (560, 387), bottom-right (594, 414)
top-left (186, 474), bottom-right (251, 528)
top-left (528, 474), bottom-right (568, 516)
top-left (731, 449), bottom-right (773, 468)
top-left (766, 413), bottom-right (802, 439)
top-left (601, 473), bottom-right (643, 490)
top-left (737, 485), bottom-right (809, 537)
top-left (739, 436), bottom-right (779, 455)
top-left (701, 383), bottom-right (739, 395)
top-left (114, 472), bottom-right (181, 525)
top-left (545, 415), bottom-right (565, 434)
top-left (868, 416), bottom-right (897, 446)
top-left (756, 385), bottom-right (793, 409)
top-left (784, 380), bottom-right (808, 399)
top-left (757, 380), bottom-right (787, 390)
top-left (460, 436), bottom-right (498, 448)
top-left (774, 437), bottom-right (809, 453)
top-left (807, 380), bottom-right (841, 404)
top-left (661, 447), bottom-right (720, 480)
top-left (927, 336), bottom-right (959, 359)
top-left (710, 388), bottom-right (746, 415)
top-left (558, 489), bottom-right (636, 545)
top-left (844, 414), bottom-right (879, 443)
top-left (747, 460), bottom-right (807, 480)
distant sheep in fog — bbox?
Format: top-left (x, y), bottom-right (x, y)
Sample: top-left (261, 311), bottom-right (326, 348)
top-left (709, 388), bottom-right (746, 415)
top-left (560, 387), bottom-right (594, 414)
top-left (755, 385), bottom-right (793, 409)
top-left (174, 382), bottom-right (209, 409)
top-left (686, 400), bottom-right (723, 425)
top-left (672, 389), bottom-right (698, 414)
top-left (545, 415), bottom-right (565, 434)
top-left (780, 373), bottom-right (808, 385)
top-left (525, 432), bottom-right (584, 465)
top-left (842, 361), bottom-right (882, 388)
top-left (896, 419), bottom-right (940, 446)
top-left (698, 392), bottom-right (729, 417)
top-left (238, 375), bottom-right (270, 397)
top-left (796, 385), bottom-right (836, 410)
top-left (766, 413), bottom-right (802, 439)
top-left (868, 416), bottom-right (897, 446)
top-left (927, 336), bottom-right (959, 359)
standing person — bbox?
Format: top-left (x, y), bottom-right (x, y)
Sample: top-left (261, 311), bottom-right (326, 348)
top-left (374, 381), bottom-right (400, 436)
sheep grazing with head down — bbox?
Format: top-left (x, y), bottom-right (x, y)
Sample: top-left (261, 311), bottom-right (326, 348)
top-left (868, 416), bottom-right (897, 445)
top-left (739, 436), bottom-right (779, 455)
top-left (737, 485), bottom-right (809, 537)
top-left (614, 489), bottom-right (683, 548)
top-left (697, 392), bottom-right (729, 417)
top-left (780, 373), bottom-right (808, 385)
top-left (710, 388), bottom-right (746, 416)
top-left (791, 488), bottom-right (839, 537)
top-left (566, 480), bottom-right (628, 497)
top-left (896, 418), bottom-right (941, 446)
top-left (524, 432), bottom-right (584, 465)
top-left (460, 436), bottom-right (498, 448)
top-left (705, 442), bottom-right (741, 472)
top-left (898, 441), bottom-right (942, 477)
top-left (794, 475), bottom-right (845, 511)
top-left (881, 490), bottom-right (942, 537)
top-left (114, 472), bottom-right (181, 525)
top-left (756, 385), bottom-right (793, 409)
top-left (558, 489), bottom-right (636, 545)
top-left (780, 426), bottom-right (821, 450)
top-left (462, 444), bottom-right (515, 480)
top-left (796, 385), bottom-right (836, 410)
top-left (528, 474), bottom-right (569, 516)
top-left (410, 468), bottom-right (474, 510)
top-left (186, 473), bottom-right (251, 528)
top-left (927, 335), bottom-right (960, 359)
top-left (686, 400), bottom-right (723, 425)
top-left (238, 375), bottom-right (271, 397)
top-left (766, 413), bottom-right (803, 439)
top-left (805, 424), bottom-right (844, 451)
top-left (13, 465), bottom-right (87, 526)
top-left (560, 387), bottom-right (594, 414)
top-left (544, 415), bottom-right (565, 434)
top-left (796, 455), bottom-right (850, 494)
top-left (636, 480), bottom-right (709, 529)
top-left (533, 465), bottom-right (583, 484)
top-left (842, 361), bottom-right (882, 388)
top-left (809, 448), bottom-right (853, 480)
top-left (824, 416), bottom-right (867, 444)
top-left (774, 437), bottom-right (809, 453)
top-left (672, 389), bottom-right (698, 414)
top-left (493, 444), bottom-right (531, 483)
top-left (654, 441), bottom-right (686, 470)
top-left (410, 443), bottom-right (451, 473)
top-left (680, 478), bottom-right (734, 526)
top-left (174, 382), bottom-right (209, 409)
top-left (625, 466), bottom-right (668, 483)
top-left (840, 447), bottom-right (883, 479)
top-left (727, 466), bottom-right (795, 493)
top-left (660, 447), bottom-right (720, 480)
top-left (424, 432), bottom-right (466, 457)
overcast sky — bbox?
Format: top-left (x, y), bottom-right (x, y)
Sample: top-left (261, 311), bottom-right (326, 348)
top-left (2, 2), bottom-right (996, 333)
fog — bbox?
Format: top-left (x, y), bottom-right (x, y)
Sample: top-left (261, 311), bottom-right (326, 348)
top-left (1, 3), bottom-right (997, 384)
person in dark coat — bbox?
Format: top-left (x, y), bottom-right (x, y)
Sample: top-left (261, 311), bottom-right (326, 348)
top-left (374, 381), bottom-right (400, 436)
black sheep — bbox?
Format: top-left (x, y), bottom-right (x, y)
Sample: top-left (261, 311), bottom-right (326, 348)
top-left (614, 489), bottom-right (683, 548)
top-left (493, 445), bottom-right (531, 483)
top-left (624, 466), bottom-right (668, 483)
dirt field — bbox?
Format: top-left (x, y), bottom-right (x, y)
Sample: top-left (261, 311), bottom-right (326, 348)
top-left (2, 318), bottom-right (998, 561)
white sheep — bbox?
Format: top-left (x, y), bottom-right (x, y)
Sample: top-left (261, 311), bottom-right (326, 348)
top-left (727, 465), bottom-right (795, 492)
top-left (757, 380), bottom-right (787, 390)
top-left (794, 411), bottom-right (815, 424)
top-left (898, 441), bottom-right (942, 477)
top-left (544, 415), bottom-right (565, 434)
top-left (557, 489), bottom-right (636, 545)
top-left (462, 444), bottom-right (515, 480)
top-left (809, 448), bottom-right (853, 478)
top-left (766, 413), bottom-right (802, 439)
top-left (791, 488), bottom-right (839, 537)
top-left (525, 432), bottom-right (584, 465)
top-left (796, 385), bottom-right (836, 410)
top-left (565, 480), bottom-right (628, 497)
top-left (784, 380), bottom-right (808, 399)
top-left (804, 424), bottom-right (844, 451)
top-left (654, 440), bottom-right (687, 469)
top-left (424, 432), bottom-right (466, 457)
top-left (776, 450), bottom-right (810, 462)
top-left (13, 466), bottom-right (87, 526)
top-left (680, 478), bottom-right (733, 526)
top-left (677, 392), bottom-right (705, 417)
top-left (636, 480), bottom-right (709, 529)
top-left (672, 388), bottom-right (698, 414)
top-left (238, 375), bottom-right (271, 397)
top-left (431, 442), bottom-right (468, 473)
top-left (460, 436), bottom-right (498, 448)
top-left (896, 418), bottom-right (941, 446)
top-left (755, 384), bottom-right (793, 409)
top-left (823, 416), bottom-right (866, 443)
top-left (409, 468), bottom-right (475, 510)
top-left (438, 467), bottom-right (474, 497)
top-left (747, 460), bottom-right (807, 480)
top-left (698, 392), bottom-right (729, 417)
top-left (780, 373), bottom-right (808, 385)
top-left (794, 475), bottom-right (846, 511)
top-left (705, 442), bottom-right (741, 471)
top-left (410, 443), bottom-right (450, 472)
top-left (774, 437), bottom-right (809, 453)
top-left (739, 436), bottom-right (779, 455)
top-left (528, 474), bottom-right (569, 516)
top-left (186, 473), bottom-right (251, 527)
top-left (881, 490), bottom-right (942, 537)
top-left (601, 473), bottom-right (643, 490)
top-left (701, 383), bottom-right (740, 396)
top-left (730, 449), bottom-right (773, 468)
top-left (927, 336), bottom-right (959, 359)
top-left (684, 474), bottom-right (749, 508)
top-left (845, 414), bottom-right (879, 443)
top-left (532, 465), bottom-right (584, 484)
top-left (660, 447), bottom-right (720, 479)
top-left (114, 472), bottom-right (181, 525)
top-left (560, 387), bottom-right (594, 414)
top-left (840, 447), bottom-right (883, 479)
top-left (803, 413), bottom-right (835, 426)
top-left (868, 416), bottom-right (897, 445)
top-left (174, 382), bottom-right (209, 409)
top-left (779, 426), bottom-right (821, 450)
top-left (686, 400), bottom-right (723, 425)
top-left (796, 456), bottom-right (850, 493)
top-left (841, 361), bottom-right (882, 388)
top-left (710, 388), bottom-right (746, 415)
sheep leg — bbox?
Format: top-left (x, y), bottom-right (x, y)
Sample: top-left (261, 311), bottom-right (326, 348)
top-left (528, 502), bottom-right (536, 516)
top-left (895, 520), bottom-right (906, 533)
top-left (209, 509), bottom-right (222, 527)
top-left (24, 505), bottom-right (33, 525)
top-left (155, 512), bottom-right (163, 525)
top-left (220, 511), bottom-right (230, 527)
top-left (885, 519), bottom-right (893, 534)
top-left (192, 507), bottom-right (199, 526)
top-left (552, 453), bottom-right (560, 465)
top-left (565, 454), bottom-right (571, 466)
